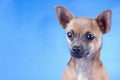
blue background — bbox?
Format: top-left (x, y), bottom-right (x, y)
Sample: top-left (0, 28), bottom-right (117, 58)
top-left (0, 0), bottom-right (120, 80)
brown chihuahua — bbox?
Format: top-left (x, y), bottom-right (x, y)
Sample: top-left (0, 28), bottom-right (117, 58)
top-left (56, 6), bottom-right (112, 80)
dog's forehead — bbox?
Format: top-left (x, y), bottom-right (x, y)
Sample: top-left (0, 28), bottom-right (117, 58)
top-left (66, 17), bottom-right (101, 35)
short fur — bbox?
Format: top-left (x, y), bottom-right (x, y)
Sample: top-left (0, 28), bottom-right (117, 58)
top-left (55, 6), bottom-right (112, 80)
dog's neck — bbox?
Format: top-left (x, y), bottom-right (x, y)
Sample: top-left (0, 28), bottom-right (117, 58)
top-left (74, 58), bottom-right (92, 77)
top-left (69, 49), bottom-right (102, 78)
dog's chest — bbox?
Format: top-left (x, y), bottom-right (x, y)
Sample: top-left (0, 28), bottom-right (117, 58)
top-left (77, 74), bottom-right (88, 80)
top-left (75, 59), bottom-right (92, 80)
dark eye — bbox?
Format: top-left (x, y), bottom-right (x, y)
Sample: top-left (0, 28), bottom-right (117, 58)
top-left (86, 32), bottom-right (94, 41)
top-left (67, 31), bottom-right (74, 40)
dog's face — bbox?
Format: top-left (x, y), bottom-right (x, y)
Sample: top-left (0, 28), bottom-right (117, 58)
top-left (66, 18), bottom-right (103, 59)
top-left (56, 6), bottom-right (111, 59)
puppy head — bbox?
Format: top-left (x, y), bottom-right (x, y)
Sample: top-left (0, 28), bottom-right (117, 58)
top-left (56, 6), bottom-right (112, 59)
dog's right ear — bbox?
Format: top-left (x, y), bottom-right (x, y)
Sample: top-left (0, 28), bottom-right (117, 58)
top-left (55, 6), bottom-right (74, 29)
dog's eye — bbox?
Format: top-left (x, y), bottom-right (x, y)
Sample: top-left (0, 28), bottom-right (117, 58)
top-left (67, 31), bottom-right (74, 40)
top-left (86, 32), bottom-right (94, 41)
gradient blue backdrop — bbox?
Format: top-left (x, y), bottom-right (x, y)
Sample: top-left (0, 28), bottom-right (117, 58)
top-left (0, 0), bottom-right (120, 80)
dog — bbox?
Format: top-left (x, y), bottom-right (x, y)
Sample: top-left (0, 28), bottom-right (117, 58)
top-left (55, 6), bottom-right (112, 80)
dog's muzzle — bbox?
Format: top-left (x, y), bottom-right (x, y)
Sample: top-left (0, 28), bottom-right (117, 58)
top-left (71, 46), bottom-right (89, 58)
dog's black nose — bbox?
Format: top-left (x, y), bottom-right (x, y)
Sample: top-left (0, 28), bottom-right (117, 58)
top-left (71, 46), bottom-right (85, 58)
top-left (72, 46), bottom-right (81, 53)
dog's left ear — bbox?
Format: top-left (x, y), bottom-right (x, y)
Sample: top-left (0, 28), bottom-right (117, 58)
top-left (95, 10), bottom-right (112, 34)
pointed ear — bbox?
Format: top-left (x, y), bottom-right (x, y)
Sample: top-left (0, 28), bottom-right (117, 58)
top-left (95, 10), bottom-right (112, 34)
top-left (55, 6), bottom-right (74, 29)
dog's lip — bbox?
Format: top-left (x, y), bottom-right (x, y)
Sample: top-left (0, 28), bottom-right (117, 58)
top-left (71, 52), bottom-right (84, 58)
top-left (84, 52), bottom-right (90, 57)
top-left (70, 51), bottom-right (90, 58)
top-left (86, 52), bottom-right (89, 55)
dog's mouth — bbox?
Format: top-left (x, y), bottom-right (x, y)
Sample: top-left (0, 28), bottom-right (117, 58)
top-left (71, 51), bottom-right (89, 59)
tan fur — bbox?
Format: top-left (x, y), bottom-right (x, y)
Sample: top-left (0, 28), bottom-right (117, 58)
top-left (56, 6), bottom-right (111, 80)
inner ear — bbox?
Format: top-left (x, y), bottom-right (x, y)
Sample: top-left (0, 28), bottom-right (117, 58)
top-left (56, 6), bottom-right (74, 29)
top-left (95, 10), bottom-right (112, 34)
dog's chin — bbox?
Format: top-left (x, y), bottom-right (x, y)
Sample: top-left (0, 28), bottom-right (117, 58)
top-left (71, 52), bottom-right (89, 59)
